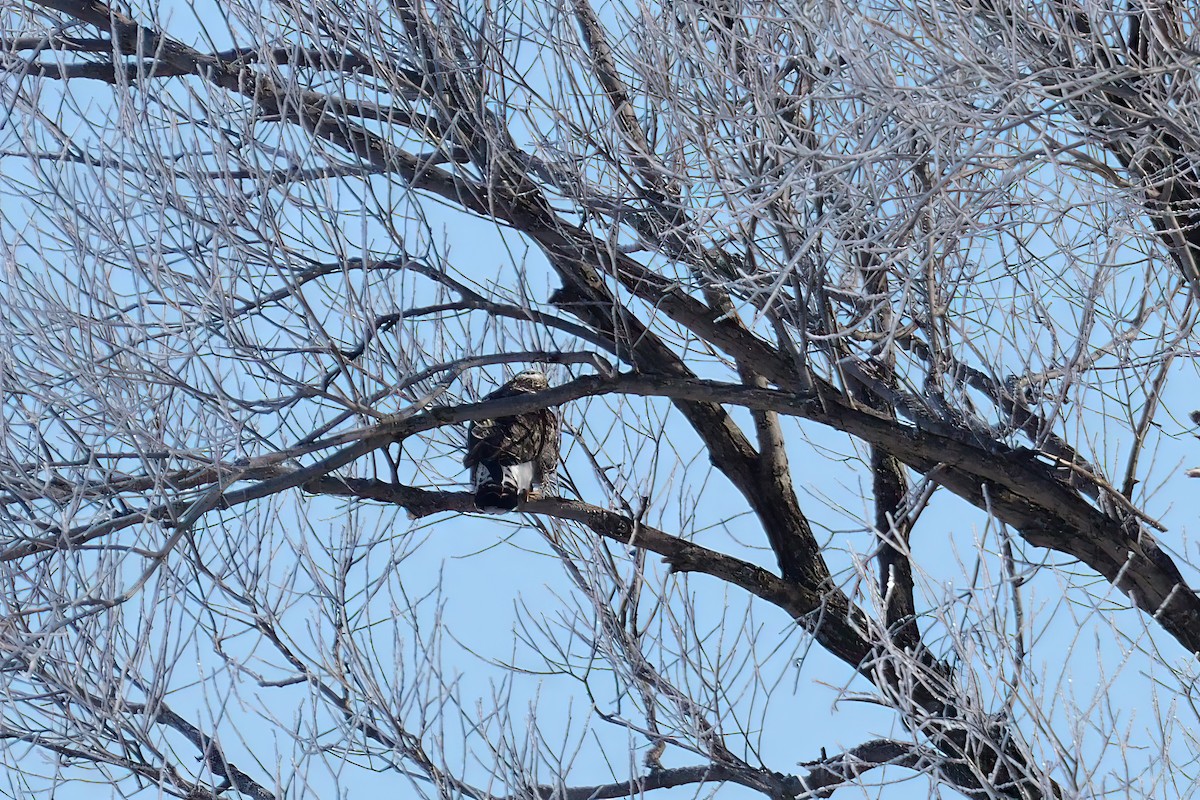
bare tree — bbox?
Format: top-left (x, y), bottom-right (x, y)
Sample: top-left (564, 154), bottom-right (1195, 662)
top-left (2, 0), bottom-right (1200, 797)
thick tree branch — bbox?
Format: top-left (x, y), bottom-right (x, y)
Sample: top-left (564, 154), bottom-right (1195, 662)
top-left (846, 237), bottom-right (920, 648)
top-left (7, 370), bottom-right (1198, 658)
top-left (390, 373), bottom-right (1200, 658)
top-left (301, 479), bottom-right (838, 637)
top-left (148, 705), bottom-right (278, 800)
top-left (872, 448), bottom-right (918, 646)
top-left (491, 738), bottom-right (947, 800)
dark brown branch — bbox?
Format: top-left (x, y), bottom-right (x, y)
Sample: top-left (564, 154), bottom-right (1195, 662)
top-left (571, 0), bottom-right (676, 213)
top-left (698, 280), bottom-right (823, 591)
top-left (847, 233), bottom-right (920, 649)
top-left (797, 739), bottom-right (932, 798)
top-left (301, 480), bottom-right (831, 628)
top-left (28, 0), bottom-right (445, 167)
top-left (1122, 351), bottom-right (1175, 498)
top-left (4, 38), bottom-right (392, 77)
top-left (494, 739), bottom-right (941, 800)
top-left (149, 705), bottom-right (278, 800)
top-left (872, 448), bottom-right (918, 647)
top-left (1125, 0), bottom-right (1144, 64)
top-left (527, 178), bottom-right (838, 642)
top-left (19, 56), bottom-right (419, 129)
top-left (8, 370), bottom-right (1199, 658)
top-left (0, 730), bottom-right (171, 789)
top-left (1022, 14), bottom-right (1200, 295)
top-left (529, 764), bottom-right (763, 800)
top-left (371, 254), bottom-right (619, 353)
top-left (383, 372), bottom-right (1200, 658)
top-left (536, 224), bottom-right (844, 665)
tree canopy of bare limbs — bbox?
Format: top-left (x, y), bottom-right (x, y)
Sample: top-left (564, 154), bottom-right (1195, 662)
top-left (3, 0), bottom-right (1200, 797)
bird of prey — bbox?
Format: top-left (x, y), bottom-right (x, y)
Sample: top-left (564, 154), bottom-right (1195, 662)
top-left (464, 370), bottom-right (559, 513)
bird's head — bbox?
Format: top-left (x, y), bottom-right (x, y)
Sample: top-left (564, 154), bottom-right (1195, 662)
top-left (508, 369), bottom-right (549, 392)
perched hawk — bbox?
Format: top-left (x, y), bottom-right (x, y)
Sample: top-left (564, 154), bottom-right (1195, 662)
top-left (464, 370), bottom-right (559, 513)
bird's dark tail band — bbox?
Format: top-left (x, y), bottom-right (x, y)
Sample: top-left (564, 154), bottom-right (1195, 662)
top-left (474, 483), bottom-right (520, 512)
